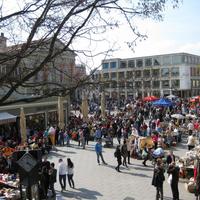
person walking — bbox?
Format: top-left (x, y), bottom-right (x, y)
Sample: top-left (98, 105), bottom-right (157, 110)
top-left (187, 132), bottom-right (196, 150)
top-left (95, 139), bottom-right (107, 165)
top-left (114, 145), bottom-right (122, 172)
top-left (121, 140), bottom-right (128, 167)
top-left (152, 159), bottom-right (165, 200)
top-left (67, 158), bottom-right (75, 188)
top-left (49, 162), bottom-right (57, 197)
top-left (167, 162), bottom-right (180, 200)
top-left (166, 150), bottom-right (176, 166)
top-left (58, 158), bottom-right (67, 192)
top-left (142, 145), bottom-right (150, 167)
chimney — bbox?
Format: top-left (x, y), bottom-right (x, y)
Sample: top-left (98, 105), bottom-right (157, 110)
top-left (0, 33), bottom-right (7, 51)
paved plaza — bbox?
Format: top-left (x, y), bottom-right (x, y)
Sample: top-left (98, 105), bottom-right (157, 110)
top-left (47, 139), bottom-right (194, 200)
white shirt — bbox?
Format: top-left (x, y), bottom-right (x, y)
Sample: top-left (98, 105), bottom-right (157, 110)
top-left (187, 123), bottom-right (194, 131)
top-left (67, 166), bottom-right (74, 175)
top-left (58, 161), bottom-right (67, 175)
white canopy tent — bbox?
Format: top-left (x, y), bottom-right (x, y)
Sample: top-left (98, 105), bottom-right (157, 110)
top-left (0, 112), bottom-right (17, 125)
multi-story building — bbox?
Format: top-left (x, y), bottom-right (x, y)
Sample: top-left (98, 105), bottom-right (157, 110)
top-left (0, 33), bottom-right (82, 128)
top-left (0, 33), bottom-right (77, 100)
top-left (92, 53), bottom-right (200, 100)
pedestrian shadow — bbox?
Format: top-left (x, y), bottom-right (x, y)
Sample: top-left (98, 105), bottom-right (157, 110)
top-left (61, 187), bottom-right (103, 199)
top-left (163, 197), bottom-right (184, 200)
top-left (102, 164), bottom-right (151, 178)
top-left (56, 148), bottom-right (77, 154)
top-left (121, 171), bottom-right (151, 178)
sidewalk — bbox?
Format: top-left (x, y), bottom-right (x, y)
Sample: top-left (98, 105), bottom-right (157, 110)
top-left (47, 139), bottom-right (194, 200)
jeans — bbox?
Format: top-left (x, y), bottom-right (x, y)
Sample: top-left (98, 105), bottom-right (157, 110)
top-left (59, 174), bottom-right (66, 190)
top-left (67, 174), bottom-right (75, 188)
top-left (96, 152), bottom-right (106, 164)
top-left (156, 186), bottom-right (163, 200)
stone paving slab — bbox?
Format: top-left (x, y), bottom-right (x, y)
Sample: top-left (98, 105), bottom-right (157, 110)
top-left (47, 140), bottom-right (195, 200)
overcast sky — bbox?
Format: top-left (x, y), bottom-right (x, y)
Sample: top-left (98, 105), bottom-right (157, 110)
top-left (81, 0), bottom-right (200, 69)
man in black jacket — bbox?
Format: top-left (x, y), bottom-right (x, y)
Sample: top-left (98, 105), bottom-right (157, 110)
top-left (152, 159), bottom-right (165, 200)
top-left (167, 162), bottom-right (180, 200)
top-left (49, 162), bottom-right (57, 197)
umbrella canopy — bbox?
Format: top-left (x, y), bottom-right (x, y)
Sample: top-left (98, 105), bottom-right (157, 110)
top-left (20, 107), bottom-right (27, 144)
top-left (143, 96), bottom-right (159, 102)
top-left (166, 94), bottom-right (178, 100)
top-left (171, 114), bottom-right (185, 119)
top-left (186, 114), bottom-right (197, 119)
top-left (58, 96), bottom-right (65, 129)
top-left (81, 96), bottom-right (89, 122)
top-left (152, 98), bottom-right (173, 107)
top-left (101, 91), bottom-right (106, 118)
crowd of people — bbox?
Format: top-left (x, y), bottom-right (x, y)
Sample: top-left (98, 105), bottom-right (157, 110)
top-left (1, 96), bottom-right (200, 199)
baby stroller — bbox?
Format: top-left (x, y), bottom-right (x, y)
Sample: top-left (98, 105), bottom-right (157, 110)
top-left (150, 147), bottom-right (165, 167)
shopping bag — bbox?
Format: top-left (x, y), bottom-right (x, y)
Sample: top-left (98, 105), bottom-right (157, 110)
top-left (167, 174), bottom-right (172, 185)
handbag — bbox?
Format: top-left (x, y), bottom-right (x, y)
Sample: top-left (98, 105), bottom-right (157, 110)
top-left (167, 174), bottom-right (172, 185)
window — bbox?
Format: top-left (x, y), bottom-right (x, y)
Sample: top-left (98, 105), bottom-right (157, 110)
top-left (102, 62), bottom-right (109, 69)
top-left (143, 70), bottom-right (150, 77)
top-left (152, 69), bottom-right (160, 77)
top-left (162, 80), bottom-right (170, 88)
top-left (145, 58), bottom-right (152, 67)
top-left (128, 60), bottom-right (135, 68)
top-left (126, 71), bottom-right (133, 79)
top-left (153, 57), bottom-right (161, 66)
top-left (171, 67), bottom-right (179, 76)
top-left (127, 82), bottom-right (133, 88)
top-left (171, 80), bottom-right (180, 88)
top-left (118, 72), bottom-right (125, 79)
top-left (136, 59), bottom-right (143, 67)
top-left (172, 55), bottom-right (184, 64)
top-left (135, 81), bottom-right (141, 88)
top-left (152, 81), bottom-right (160, 88)
top-left (103, 73), bottom-right (109, 79)
top-left (135, 70), bottom-right (142, 78)
top-left (110, 61), bottom-right (117, 68)
top-left (161, 68), bottom-right (169, 77)
top-left (143, 81), bottom-right (151, 88)
top-left (163, 56), bottom-right (171, 65)
top-left (118, 81), bottom-right (125, 88)
top-left (104, 83), bottom-right (110, 88)
top-left (119, 61), bottom-right (127, 68)
top-left (111, 81), bottom-right (117, 88)
top-left (111, 72), bottom-right (116, 78)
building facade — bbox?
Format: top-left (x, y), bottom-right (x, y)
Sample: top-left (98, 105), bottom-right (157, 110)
top-left (92, 53), bottom-right (200, 100)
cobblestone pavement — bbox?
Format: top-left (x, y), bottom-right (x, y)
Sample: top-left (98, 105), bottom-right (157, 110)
top-left (47, 138), bottom-right (194, 200)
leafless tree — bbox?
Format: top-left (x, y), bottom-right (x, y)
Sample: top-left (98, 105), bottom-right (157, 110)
top-left (0, 0), bottom-right (181, 105)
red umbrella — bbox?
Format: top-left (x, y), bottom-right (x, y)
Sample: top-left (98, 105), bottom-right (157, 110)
top-left (143, 96), bottom-right (159, 102)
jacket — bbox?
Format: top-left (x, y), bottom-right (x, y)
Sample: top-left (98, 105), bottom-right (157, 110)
top-left (152, 166), bottom-right (165, 187)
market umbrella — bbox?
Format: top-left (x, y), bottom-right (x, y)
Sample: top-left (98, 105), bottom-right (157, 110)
top-left (143, 96), bottom-right (159, 102)
top-left (20, 107), bottom-right (27, 144)
top-left (58, 96), bottom-right (65, 129)
top-left (101, 91), bottom-right (106, 118)
top-left (166, 94), bottom-right (178, 100)
top-left (81, 95), bottom-right (88, 122)
top-left (186, 114), bottom-right (197, 119)
top-left (171, 114), bottom-right (185, 119)
top-left (152, 98), bottom-right (173, 107)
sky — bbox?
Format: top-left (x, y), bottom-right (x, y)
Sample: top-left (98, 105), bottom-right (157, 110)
top-left (2, 0), bottom-right (200, 70)
top-left (85, 0), bottom-right (200, 69)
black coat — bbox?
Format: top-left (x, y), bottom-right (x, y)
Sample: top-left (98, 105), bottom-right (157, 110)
top-left (166, 155), bottom-right (175, 165)
top-left (167, 165), bottom-right (180, 184)
top-left (152, 166), bottom-right (165, 187)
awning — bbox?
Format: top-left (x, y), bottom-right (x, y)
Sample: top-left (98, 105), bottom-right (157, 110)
top-left (0, 112), bottom-right (17, 125)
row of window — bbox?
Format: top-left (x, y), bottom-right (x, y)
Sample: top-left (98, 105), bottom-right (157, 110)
top-left (102, 55), bottom-right (200, 69)
top-left (103, 80), bottom-right (180, 89)
top-left (191, 80), bottom-right (200, 88)
top-left (101, 67), bottom-right (179, 79)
